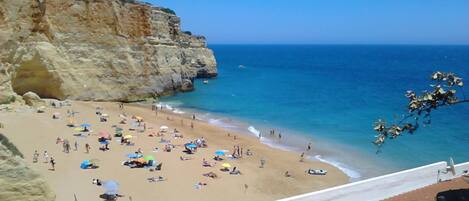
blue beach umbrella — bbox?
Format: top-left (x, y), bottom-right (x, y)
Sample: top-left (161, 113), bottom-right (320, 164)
top-left (215, 150), bottom-right (226, 156)
top-left (80, 160), bottom-right (91, 169)
top-left (80, 123), bottom-right (91, 128)
top-left (127, 153), bottom-right (142, 159)
top-left (103, 180), bottom-right (119, 195)
top-left (100, 140), bottom-right (109, 145)
top-left (185, 143), bottom-right (197, 149)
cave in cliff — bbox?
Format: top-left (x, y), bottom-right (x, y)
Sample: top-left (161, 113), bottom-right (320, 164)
top-left (11, 55), bottom-right (64, 99)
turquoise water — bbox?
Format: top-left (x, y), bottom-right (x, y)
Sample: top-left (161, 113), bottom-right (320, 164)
top-left (161, 45), bottom-right (469, 179)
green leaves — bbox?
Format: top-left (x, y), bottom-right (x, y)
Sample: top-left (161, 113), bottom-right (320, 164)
top-left (373, 71), bottom-right (466, 148)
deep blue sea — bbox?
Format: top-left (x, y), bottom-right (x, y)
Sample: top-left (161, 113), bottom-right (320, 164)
top-left (161, 45), bottom-right (469, 180)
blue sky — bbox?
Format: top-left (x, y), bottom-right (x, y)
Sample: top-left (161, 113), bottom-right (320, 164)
top-left (147, 0), bottom-right (469, 45)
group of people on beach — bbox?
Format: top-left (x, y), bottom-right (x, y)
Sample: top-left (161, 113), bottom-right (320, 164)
top-left (32, 150), bottom-right (55, 171)
top-left (27, 100), bottom-right (327, 200)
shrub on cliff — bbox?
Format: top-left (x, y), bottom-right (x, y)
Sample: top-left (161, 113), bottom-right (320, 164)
top-left (161, 7), bottom-right (176, 15)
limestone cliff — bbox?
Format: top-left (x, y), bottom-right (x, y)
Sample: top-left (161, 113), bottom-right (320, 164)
top-left (0, 0), bottom-right (217, 102)
top-left (0, 134), bottom-right (55, 201)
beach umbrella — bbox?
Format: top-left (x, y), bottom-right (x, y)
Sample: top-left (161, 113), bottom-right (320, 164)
top-left (221, 163), bottom-right (231, 168)
top-left (103, 180), bottom-right (119, 195)
top-left (80, 160), bottom-right (91, 169)
top-left (127, 153), bottom-right (142, 159)
top-left (119, 114), bottom-right (127, 119)
top-left (185, 143), bottom-right (197, 149)
top-left (99, 131), bottom-right (110, 138)
top-left (123, 135), bottom-right (133, 139)
top-left (101, 113), bottom-right (109, 117)
top-left (143, 155), bottom-right (155, 161)
top-left (215, 150), bottom-right (226, 156)
top-left (135, 158), bottom-right (146, 163)
top-left (80, 123), bottom-right (91, 128)
top-left (159, 125), bottom-right (169, 132)
top-left (53, 112), bottom-right (60, 116)
top-left (135, 116), bottom-right (144, 121)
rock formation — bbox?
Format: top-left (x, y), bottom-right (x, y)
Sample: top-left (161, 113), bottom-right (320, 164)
top-left (0, 134), bottom-right (55, 201)
top-left (23, 91), bottom-right (46, 106)
top-left (0, 0), bottom-right (217, 102)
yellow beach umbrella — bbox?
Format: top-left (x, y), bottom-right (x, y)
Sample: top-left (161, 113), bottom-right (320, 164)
top-left (221, 163), bottom-right (231, 168)
top-left (123, 135), bottom-right (133, 139)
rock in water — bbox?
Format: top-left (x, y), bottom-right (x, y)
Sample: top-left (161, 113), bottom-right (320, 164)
top-left (0, 0), bottom-right (217, 102)
top-left (22, 91), bottom-right (45, 107)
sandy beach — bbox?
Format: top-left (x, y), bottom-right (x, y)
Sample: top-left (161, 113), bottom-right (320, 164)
top-left (0, 101), bottom-right (347, 201)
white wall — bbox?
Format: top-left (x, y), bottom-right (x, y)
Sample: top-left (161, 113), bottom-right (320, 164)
top-left (279, 161), bottom-right (469, 201)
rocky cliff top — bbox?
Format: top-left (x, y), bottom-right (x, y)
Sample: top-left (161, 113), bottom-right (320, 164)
top-left (0, 0), bottom-right (217, 103)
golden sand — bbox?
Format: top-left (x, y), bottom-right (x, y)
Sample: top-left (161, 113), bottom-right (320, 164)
top-left (0, 101), bottom-right (347, 201)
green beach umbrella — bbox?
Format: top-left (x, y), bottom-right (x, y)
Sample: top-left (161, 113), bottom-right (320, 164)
top-left (143, 155), bottom-right (155, 161)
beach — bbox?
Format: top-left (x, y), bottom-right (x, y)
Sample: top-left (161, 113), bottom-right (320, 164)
top-left (0, 101), bottom-right (348, 201)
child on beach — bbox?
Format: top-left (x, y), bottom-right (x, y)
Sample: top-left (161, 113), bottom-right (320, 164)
top-left (50, 157), bottom-right (56, 171)
top-left (85, 143), bottom-right (90, 153)
top-left (33, 150), bottom-right (39, 163)
top-left (43, 151), bottom-right (49, 163)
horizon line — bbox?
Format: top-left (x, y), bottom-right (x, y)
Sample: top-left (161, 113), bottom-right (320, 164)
top-left (207, 43), bottom-right (469, 46)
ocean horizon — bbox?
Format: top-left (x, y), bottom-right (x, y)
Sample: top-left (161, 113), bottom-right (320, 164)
top-left (161, 44), bottom-right (469, 180)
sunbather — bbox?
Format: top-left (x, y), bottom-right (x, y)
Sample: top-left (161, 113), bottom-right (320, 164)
top-left (203, 172), bottom-right (218, 179)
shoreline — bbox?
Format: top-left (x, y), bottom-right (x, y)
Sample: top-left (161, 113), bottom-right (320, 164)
top-left (152, 100), bottom-right (399, 180)
top-left (0, 101), bottom-right (348, 201)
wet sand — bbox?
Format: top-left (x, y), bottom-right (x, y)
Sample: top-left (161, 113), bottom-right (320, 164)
top-left (0, 101), bottom-right (348, 201)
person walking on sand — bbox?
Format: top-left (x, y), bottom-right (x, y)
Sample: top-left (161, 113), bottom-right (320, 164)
top-left (43, 151), bottom-right (49, 163)
top-left (192, 114), bottom-right (196, 120)
top-left (74, 141), bottom-right (78, 151)
top-left (33, 150), bottom-right (39, 163)
top-left (300, 152), bottom-right (305, 162)
top-left (190, 122), bottom-right (194, 129)
top-left (85, 143), bottom-right (90, 153)
top-left (307, 143), bottom-right (311, 151)
top-left (50, 157), bottom-right (56, 171)
top-left (260, 158), bottom-right (266, 168)
top-left (278, 133), bottom-right (282, 140)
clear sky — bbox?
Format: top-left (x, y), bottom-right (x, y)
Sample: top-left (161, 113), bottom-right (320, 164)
top-left (147, 0), bottom-right (469, 45)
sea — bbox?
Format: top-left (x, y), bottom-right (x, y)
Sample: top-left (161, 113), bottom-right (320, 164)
top-left (160, 45), bottom-right (469, 181)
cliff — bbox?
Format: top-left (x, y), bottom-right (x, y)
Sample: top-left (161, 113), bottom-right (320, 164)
top-left (0, 134), bottom-right (55, 201)
top-left (0, 0), bottom-right (217, 103)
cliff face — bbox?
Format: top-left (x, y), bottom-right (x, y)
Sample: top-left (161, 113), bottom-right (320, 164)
top-left (0, 0), bottom-right (217, 102)
top-left (0, 134), bottom-right (55, 201)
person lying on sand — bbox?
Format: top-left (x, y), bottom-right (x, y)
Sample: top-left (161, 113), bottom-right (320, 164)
top-left (92, 178), bottom-right (102, 186)
top-left (284, 171), bottom-right (292, 177)
top-left (147, 176), bottom-right (166, 183)
top-left (195, 182), bottom-right (207, 190)
top-left (202, 158), bottom-right (213, 167)
top-left (203, 172), bottom-right (218, 179)
top-left (180, 156), bottom-right (193, 161)
top-left (230, 167), bottom-right (241, 175)
top-left (213, 155), bottom-right (223, 161)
